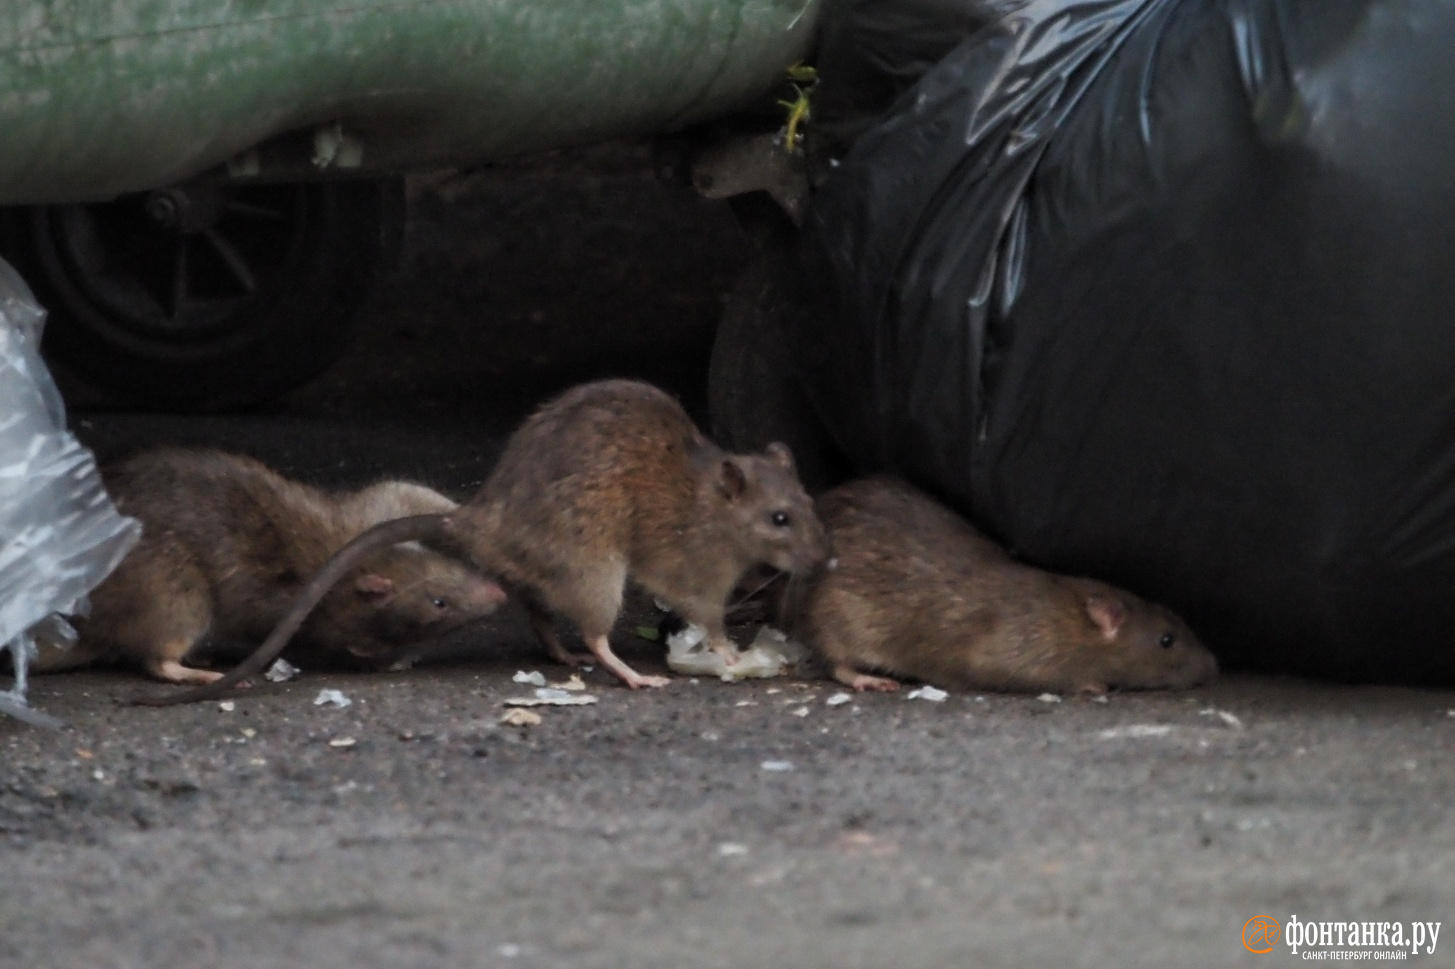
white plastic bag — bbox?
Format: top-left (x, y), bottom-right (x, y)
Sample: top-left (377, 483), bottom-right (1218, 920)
top-left (0, 258), bottom-right (139, 726)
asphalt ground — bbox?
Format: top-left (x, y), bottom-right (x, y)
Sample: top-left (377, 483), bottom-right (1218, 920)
top-left (3, 144), bottom-right (1453, 969)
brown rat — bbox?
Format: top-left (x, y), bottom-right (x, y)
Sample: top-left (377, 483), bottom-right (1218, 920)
top-left (42, 447), bottom-right (506, 685)
top-left (790, 476), bottom-right (1217, 694)
top-left (142, 380), bottom-right (830, 703)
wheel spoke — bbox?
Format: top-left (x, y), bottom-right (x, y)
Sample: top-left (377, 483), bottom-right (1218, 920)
top-left (224, 200), bottom-right (286, 220)
top-left (203, 228), bottom-right (258, 294)
top-left (59, 205), bottom-right (110, 270)
top-left (170, 238), bottom-right (189, 318)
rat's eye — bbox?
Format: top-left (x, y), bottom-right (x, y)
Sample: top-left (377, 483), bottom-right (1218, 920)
top-left (770, 511), bottom-right (791, 528)
top-left (432, 598), bottom-right (449, 610)
top-left (1159, 632), bottom-right (1176, 648)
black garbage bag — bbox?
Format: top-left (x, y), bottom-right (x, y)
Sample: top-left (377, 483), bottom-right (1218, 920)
top-left (791, 0), bottom-right (1455, 683)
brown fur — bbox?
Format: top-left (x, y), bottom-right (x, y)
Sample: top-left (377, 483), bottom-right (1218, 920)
top-left (793, 476), bottom-right (1217, 694)
top-left (44, 448), bottom-right (505, 684)
top-left (144, 380), bottom-right (829, 702)
top-left (445, 380), bottom-right (829, 686)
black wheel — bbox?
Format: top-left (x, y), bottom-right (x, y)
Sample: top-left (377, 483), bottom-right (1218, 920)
top-left (1, 178), bottom-right (404, 411)
top-left (708, 235), bottom-right (851, 494)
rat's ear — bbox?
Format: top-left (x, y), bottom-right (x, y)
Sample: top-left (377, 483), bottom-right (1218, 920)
top-left (764, 442), bottom-right (796, 471)
top-left (355, 572), bottom-right (396, 603)
top-left (717, 458), bottom-right (749, 500)
top-left (1084, 594), bottom-right (1127, 639)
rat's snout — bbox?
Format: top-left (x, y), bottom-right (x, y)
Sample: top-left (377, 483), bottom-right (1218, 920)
top-left (1195, 645), bottom-right (1220, 681)
top-left (1165, 637), bottom-right (1218, 688)
top-left (443, 573), bottom-right (509, 623)
top-left (799, 508), bottom-right (832, 563)
top-left (788, 520), bottom-right (832, 572)
top-left (471, 577), bottom-right (509, 611)
top-left (813, 523), bottom-right (834, 567)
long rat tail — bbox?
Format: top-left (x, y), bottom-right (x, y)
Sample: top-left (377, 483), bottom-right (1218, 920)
top-left (132, 514), bottom-right (449, 706)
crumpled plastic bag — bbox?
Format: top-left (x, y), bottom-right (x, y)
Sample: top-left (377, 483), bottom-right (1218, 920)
top-left (792, 0), bottom-right (1455, 683)
top-left (0, 257), bottom-right (139, 726)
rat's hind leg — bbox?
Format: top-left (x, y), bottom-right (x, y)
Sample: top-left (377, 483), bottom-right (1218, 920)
top-left (561, 558), bottom-right (668, 689)
top-left (107, 543), bottom-right (222, 685)
top-left (584, 633), bottom-right (669, 689)
top-left (147, 649), bottom-right (225, 685)
top-left (809, 616), bottom-right (899, 692)
top-left (136, 596), bottom-right (221, 685)
top-left (832, 663), bottom-right (900, 692)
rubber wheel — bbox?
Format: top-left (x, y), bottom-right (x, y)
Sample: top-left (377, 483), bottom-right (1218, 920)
top-left (1, 179), bottom-right (404, 411)
top-left (708, 235), bottom-right (851, 494)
